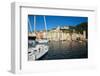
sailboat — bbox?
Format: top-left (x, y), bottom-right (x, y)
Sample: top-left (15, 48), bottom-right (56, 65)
top-left (28, 16), bottom-right (49, 60)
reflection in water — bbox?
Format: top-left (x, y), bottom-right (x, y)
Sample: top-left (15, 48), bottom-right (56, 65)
top-left (38, 40), bottom-right (88, 60)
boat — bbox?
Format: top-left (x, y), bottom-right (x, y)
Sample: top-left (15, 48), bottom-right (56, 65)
top-left (36, 39), bottom-right (49, 44)
top-left (28, 16), bottom-right (49, 60)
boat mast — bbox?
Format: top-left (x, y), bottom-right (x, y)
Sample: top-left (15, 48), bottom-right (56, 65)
top-left (28, 17), bottom-right (32, 33)
top-left (34, 16), bottom-right (36, 32)
top-left (44, 16), bottom-right (47, 39)
top-left (29, 16), bottom-right (47, 38)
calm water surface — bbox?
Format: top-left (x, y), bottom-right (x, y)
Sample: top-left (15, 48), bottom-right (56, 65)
top-left (38, 40), bottom-right (88, 60)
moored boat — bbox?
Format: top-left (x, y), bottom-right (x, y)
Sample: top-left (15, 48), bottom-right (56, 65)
top-left (28, 16), bottom-right (49, 60)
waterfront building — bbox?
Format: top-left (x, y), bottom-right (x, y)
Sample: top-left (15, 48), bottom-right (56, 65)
top-left (28, 26), bottom-right (87, 41)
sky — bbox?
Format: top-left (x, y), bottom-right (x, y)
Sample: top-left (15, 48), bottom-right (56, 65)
top-left (28, 15), bottom-right (88, 32)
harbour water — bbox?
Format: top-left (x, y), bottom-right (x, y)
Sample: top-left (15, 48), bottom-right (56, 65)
top-left (38, 40), bottom-right (88, 60)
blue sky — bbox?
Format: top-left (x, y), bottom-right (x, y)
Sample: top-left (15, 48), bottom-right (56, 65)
top-left (28, 15), bottom-right (88, 32)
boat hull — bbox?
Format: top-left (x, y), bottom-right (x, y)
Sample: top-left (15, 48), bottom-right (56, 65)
top-left (28, 40), bottom-right (49, 60)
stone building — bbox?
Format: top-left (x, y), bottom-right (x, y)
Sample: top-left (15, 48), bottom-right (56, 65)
top-left (47, 26), bottom-right (87, 41)
top-left (28, 26), bottom-right (87, 41)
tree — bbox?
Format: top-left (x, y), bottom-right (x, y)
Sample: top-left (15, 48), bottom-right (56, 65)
top-left (75, 22), bottom-right (88, 38)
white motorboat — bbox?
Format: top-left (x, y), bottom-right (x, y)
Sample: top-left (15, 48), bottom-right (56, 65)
top-left (28, 16), bottom-right (49, 60)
